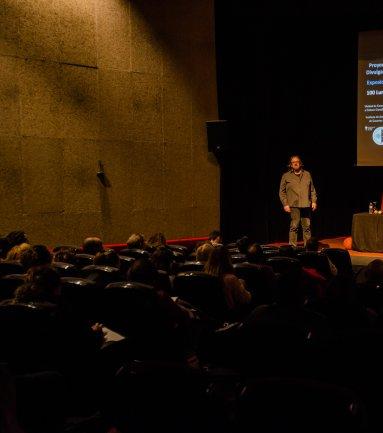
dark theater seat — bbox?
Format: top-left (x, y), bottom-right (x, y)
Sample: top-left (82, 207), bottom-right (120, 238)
top-left (173, 271), bottom-right (228, 321)
top-left (52, 244), bottom-right (81, 254)
top-left (0, 274), bottom-right (25, 301)
top-left (119, 248), bottom-right (150, 260)
top-left (74, 254), bottom-right (95, 269)
top-left (322, 247), bottom-right (353, 277)
top-left (296, 251), bottom-right (332, 277)
top-left (177, 261), bottom-right (205, 273)
top-left (266, 256), bottom-right (302, 275)
top-left (81, 265), bottom-right (124, 287)
top-left (60, 277), bottom-right (99, 320)
top-left (234, 378), bottom-right (365, 433)
top-left (118, 255), bottom-right (136, 274)
top-left (51, 261), bottom-right (79, 278)
top-left (167, 244), bottom-right (188, 256)
top-left (102, 281), bottom-right (158, 334)
top-left (0, 261), bottom-right (25, 277)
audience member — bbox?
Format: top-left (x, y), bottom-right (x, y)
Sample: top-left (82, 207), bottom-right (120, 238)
top-left (6, 231), bottom-right (28, 248)
top-left (0, 237), bottom-right (12, 259)
top-left (13, 266), bottom-right (61, 305)
top-left (236, 236), bottom-right (250, 254)
top-left (82, 237), bottom-right (104, 255)
top-left (126, 258), bottom-right (198, 365)
top-left (19, 245), bottom-right (52, 270)
top-left (305, 236), bottom-right (338, 277)
top-left (126, 233), bottom-right (145, 249)
top-left (93, 249), bottom-right (120, 268)
top-left (204, 245), bottom-right (251, 312)
top-left (151, 246), bottom-right (174, 274)
top-left (195, 242), bottom-right (214, 263)
top-left (247, 243), bottom-right (265, 264)
top-left (360, 259), bottom-right (383, 286)
top-left (146, 232), bottom-right (167, 252)
top-left (208, 230), bottom-right (222, 247)
top-left (53, 249), bottom-right (77, 265)
top-left (6, 243), bottom-right (31, 262)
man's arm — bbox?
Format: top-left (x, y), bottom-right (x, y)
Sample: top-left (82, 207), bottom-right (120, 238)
top-left (310, 173), bottom-right (317, 210)
top-left (279, 174), bottom-right (291, 212)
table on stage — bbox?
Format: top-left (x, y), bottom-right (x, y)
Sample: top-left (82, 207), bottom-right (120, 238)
top-left (352, 212), bottom-right (383, 252)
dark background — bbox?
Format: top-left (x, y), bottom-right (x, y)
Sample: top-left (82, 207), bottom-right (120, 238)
top-left (214, 1), bottom-right (383, 244)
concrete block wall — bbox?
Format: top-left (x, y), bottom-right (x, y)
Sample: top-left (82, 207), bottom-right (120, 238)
top-left (0, 0), bottom-right (219, 245)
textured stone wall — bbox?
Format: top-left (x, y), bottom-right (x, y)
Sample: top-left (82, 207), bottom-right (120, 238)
top-left (0, 0), bottom-right (219, 245)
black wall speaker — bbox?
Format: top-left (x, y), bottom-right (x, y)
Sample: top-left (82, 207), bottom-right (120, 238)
top-left (206, 120), bottom-right (228, 156)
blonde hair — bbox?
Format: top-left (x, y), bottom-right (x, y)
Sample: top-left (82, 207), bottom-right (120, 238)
top-left (126, 233), bottom-right (145, 249)
top-left (6, 243), bottom-right (31, 261)
top-left (196, 242), bottom-right (214, 263)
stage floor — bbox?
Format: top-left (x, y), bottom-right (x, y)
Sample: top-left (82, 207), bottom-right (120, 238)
top-left (271, 236), bottom-right (383, 267)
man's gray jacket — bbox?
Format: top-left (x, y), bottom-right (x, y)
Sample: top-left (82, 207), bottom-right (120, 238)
top-left (279, 170), bottom-right (317, 208)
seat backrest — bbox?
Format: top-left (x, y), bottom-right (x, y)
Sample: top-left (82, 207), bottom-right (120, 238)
top-left (262, 249), bottom-right (281, 259)
top-left (74, 253), bottom-right (94, 269)
top-left (235, 377), bottom-right (364, 433)
top-left (102, 282), bottom-right (161, 335)
top-left (261, 245), bottom-right (280, 251)
top-left (322, 247), bottom-right (353, 277)
top-left (230, 253), bottom-right (247, 264)
top-left (118, 255), bottom-right (135, 274)
top-left (296, 251), bottom-right (331, 277)
top-left (106, 359), bottom-right (207, 433)
top-left (81, 265), bottom-right (124, 286)
top-left (0, 261), bottom-right (25, 277)
top-left (173, 272), bottom-right (228, 320)
top-left (60, 277), bottom-right (99, 320)
top-left (233, 263), bottom-right (276, 299)
top-left (0, 273), bottom-right (25, 301)
top-left (51, 261), bottom-right (79, 277)
top-left (0, 303), bottom-right (58, 371)
top-left (177, 261), bottom-right (205, 273)
top-left (266, 256), bottom-right (302, 274)
top-left (171, 250), bottom-right (185, 263)
top-left (119, 248), bottom-right (150, 259)
top-left (167, 244), bottom-right (188, 256)
top-left (52, 244), bottom-right (81, 253)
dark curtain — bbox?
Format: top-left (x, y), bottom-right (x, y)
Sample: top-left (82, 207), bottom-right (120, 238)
top-left (215, 1), bottom-right (383, 244)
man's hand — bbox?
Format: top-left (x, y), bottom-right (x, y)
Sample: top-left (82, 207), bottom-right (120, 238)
top-left (311, 202), bottom-right (317, 211)
top-left (284, 205), bottom-right (291, 213)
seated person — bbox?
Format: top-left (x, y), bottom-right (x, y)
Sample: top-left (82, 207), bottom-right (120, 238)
top-left (5, 243), bottom-right (31, 261)
top-left (146, 232), bottom-right (167, 252)
top-left (126, 233), bottom-right (145, 250)
top-left (82, 237), bottom-right (104, 255)
top-left (208, 230), bottom-right (222, 247)
top-left (236, 236), bottom-right (251, 254)
top-left (151, 246), bottom-right (174, 273)
top-left (204, 245), bottom-right (251, 312)
top-left (247, 243), bottom-right (265, 264)
top-left (0, 231), bottom-right (28, 259)
top-left (1, 266), bottom-right (104, 372)
top-left (13, 266), bottom-right (61, 305)
top-left (126, 258), bottom-right (198, 366)
top-left (19, 245), bottom-right (52, 270)
top-left (93, 249), bottom-right (120, 268)
top-left (306, 237), bottom-right (338, 277)
top-left (196, 242), bottom-right (214, 263)
top-left (53, 249), bottom-right (77, 265)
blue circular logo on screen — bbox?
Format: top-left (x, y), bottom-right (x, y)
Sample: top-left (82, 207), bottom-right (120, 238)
top-left (373, 127), bottom-right (383, 145)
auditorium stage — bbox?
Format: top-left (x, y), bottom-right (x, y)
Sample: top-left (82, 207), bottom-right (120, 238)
top-left (271, 236), bottom-right (383, 268)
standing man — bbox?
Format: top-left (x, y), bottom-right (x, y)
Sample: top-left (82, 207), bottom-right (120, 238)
top-left (279, 155), bottom-right (317, 246)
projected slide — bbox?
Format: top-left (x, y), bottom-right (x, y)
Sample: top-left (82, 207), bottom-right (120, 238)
top-left (358, 31), bottom-right (383, 166)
